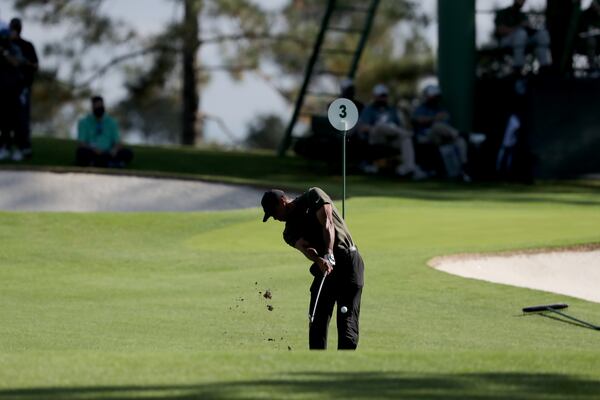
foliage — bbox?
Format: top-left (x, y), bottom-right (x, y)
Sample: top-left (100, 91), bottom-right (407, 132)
top-left (30, 69), bottom-right (90, 137)
top-left (244, 113), bottom-right (285, 150)
top-left (11, 0), bottom-right (434, 145)
top-left (11, 0), bottom-right (272, 144)
top-left (268, 0), bottom-right (434, 109)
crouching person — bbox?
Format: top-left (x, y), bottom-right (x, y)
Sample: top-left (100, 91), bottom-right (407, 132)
top-left (76, 96), bottom-right (133, 168)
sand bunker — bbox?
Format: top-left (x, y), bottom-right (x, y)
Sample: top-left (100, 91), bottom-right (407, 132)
top-left (430, 247), bottom-right (600, 303)
top-left (0, 170), bottom-right (266, 212)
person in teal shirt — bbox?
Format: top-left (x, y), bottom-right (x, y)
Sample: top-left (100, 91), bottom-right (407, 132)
top-left (76, 96), bottom-right (133, 167)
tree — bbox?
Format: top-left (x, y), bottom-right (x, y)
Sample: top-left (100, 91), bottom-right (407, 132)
top-left (266, 0), bottom-right (434, 107)
top-left (12, 0), bottom-right (433, 145)
top-left (11, 0), bottom-right (271, 145)
top-left (245, 114), bottom-right (285, 150)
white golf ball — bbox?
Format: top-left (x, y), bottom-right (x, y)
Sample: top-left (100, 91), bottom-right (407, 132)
top-left (341, 306), bottom-right (348, 314)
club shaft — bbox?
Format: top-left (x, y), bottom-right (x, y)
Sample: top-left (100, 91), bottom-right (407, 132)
top-left (310, 274), bottom-right (327, 323)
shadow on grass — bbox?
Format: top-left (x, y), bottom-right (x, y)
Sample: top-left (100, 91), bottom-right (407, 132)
top-left (2, 372), bottom-right (600, 399)
top-left (539, 313), bottom-right (600, 331)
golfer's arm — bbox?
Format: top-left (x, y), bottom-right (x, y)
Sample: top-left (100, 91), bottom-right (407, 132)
top-left (294, 239), bottom-right (320, 263)
top-left (316, 204), bottom-right (335, 255)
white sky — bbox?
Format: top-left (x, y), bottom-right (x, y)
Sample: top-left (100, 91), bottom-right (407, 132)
top-left (0, 0), bottom-right (591, 144)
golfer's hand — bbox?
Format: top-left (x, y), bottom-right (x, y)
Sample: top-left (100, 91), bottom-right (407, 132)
top-left (317, 258), bottom-right (333, 276)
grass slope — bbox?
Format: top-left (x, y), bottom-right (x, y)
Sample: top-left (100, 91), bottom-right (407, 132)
top-left (1, 191), bottom-right (600, 399)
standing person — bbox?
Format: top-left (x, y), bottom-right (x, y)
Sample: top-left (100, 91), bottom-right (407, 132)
top-left (76, 96), bottom-right (133, 168)
top-left (0, 22), bottom-right (23, 161)
top-left (9, 18), bottom-right (38, 159)
top-left (261, 187), bottom-right (364, 350)
top-left (495, 0), bottom-right (552, 74)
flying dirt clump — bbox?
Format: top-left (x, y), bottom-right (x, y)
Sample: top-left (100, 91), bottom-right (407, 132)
top-left (263, 289), bottom-right (272, 300)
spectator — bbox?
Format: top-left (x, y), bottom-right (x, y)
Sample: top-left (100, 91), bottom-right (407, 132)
top-left (578, 0), bottom-right (600, 72)
top-left (412, 85), bottom-right (470, 181)
top-left (337, 78), bottom-right (365, 166)
top-left (339, 78), bottom-right (364, 115)
top-left (76, 96), bottom-right (133, 168)
top-left (358, 84), bottom-right (426, 179)
top-left (9, 18), bottom-right (38, 159)
top-left (495, 0), bottom-right (552, 74)
top-left (0, 22), bottom-right (24, 161)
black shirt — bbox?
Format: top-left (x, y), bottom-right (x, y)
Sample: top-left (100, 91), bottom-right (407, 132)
top-left (0, 38), bottom-right (24, 93)
top-left (12, 38), bottom-right (38, 87)
top-left (283, 187), bottom-right (354, 256)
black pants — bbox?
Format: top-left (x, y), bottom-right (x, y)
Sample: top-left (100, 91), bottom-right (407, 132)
top-left (17, 87), bottom-right (32, 151)
top-left (76, 146), bottom-right (134, 168)
top-left (0, 88), bottom-right (23, 150)
top-left (308, 247), bottom-right (364, 350)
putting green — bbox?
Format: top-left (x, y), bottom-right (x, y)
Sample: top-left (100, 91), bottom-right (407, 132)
top-left (1, 193), bottom-right (600, 399)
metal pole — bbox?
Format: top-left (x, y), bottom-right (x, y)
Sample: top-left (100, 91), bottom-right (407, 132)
top-left (343, 130), bottom-right (346, 219)
top-left (278, 0), bottom-right (337, 156)
top-left (348, 0), bottom-right (381, 79)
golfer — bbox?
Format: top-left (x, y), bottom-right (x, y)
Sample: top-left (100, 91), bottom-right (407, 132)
top-left (261, 187), bottom-right (364, 350)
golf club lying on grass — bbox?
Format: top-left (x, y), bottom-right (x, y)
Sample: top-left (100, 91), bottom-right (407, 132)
top-left (522, 303), bottom-right (600, 331)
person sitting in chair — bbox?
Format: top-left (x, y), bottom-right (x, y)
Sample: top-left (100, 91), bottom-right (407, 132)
top-left (412, 85), bottom-right (470, 181)
top-left (357, 84), bottom-right (426, 179)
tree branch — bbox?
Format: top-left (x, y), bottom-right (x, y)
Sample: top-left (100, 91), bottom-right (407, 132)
top-left (72, 32), bottom-right (307, 88)
top-left (199, 113), bottom-right (243, 147)
top-left (74, 44), bottom-right (178, 88)
top-left (252, 70), bottom-right (295, 105)
top-left (200, 32), bottom-right (310, 47)
top-left (198, 64), bottom-right (258, 72)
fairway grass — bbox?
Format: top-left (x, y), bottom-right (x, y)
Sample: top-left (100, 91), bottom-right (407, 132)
top-left (1, 192), bottom-right (600, 399)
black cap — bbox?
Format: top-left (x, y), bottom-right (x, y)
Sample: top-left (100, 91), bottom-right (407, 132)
top-left (261, 189), bottom-right (284, 222)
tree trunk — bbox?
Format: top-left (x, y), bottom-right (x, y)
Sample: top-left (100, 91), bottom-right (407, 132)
top-left (182, 0), bottom-right (202, 145)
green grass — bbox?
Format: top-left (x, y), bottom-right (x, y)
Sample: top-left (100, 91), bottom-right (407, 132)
top-left (1, 137), bottom-right (600, 398)
top-left (2, 137), bottom-right (330, 190)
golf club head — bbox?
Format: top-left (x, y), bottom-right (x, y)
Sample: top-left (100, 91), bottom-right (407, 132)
top-left (522, 303), bottom-right (569, 313)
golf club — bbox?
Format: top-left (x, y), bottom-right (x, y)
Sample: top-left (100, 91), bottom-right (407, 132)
top-left (309, 272), bottom-right (327, 324)
top-left (522, 303), bottom-right (600, 331)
